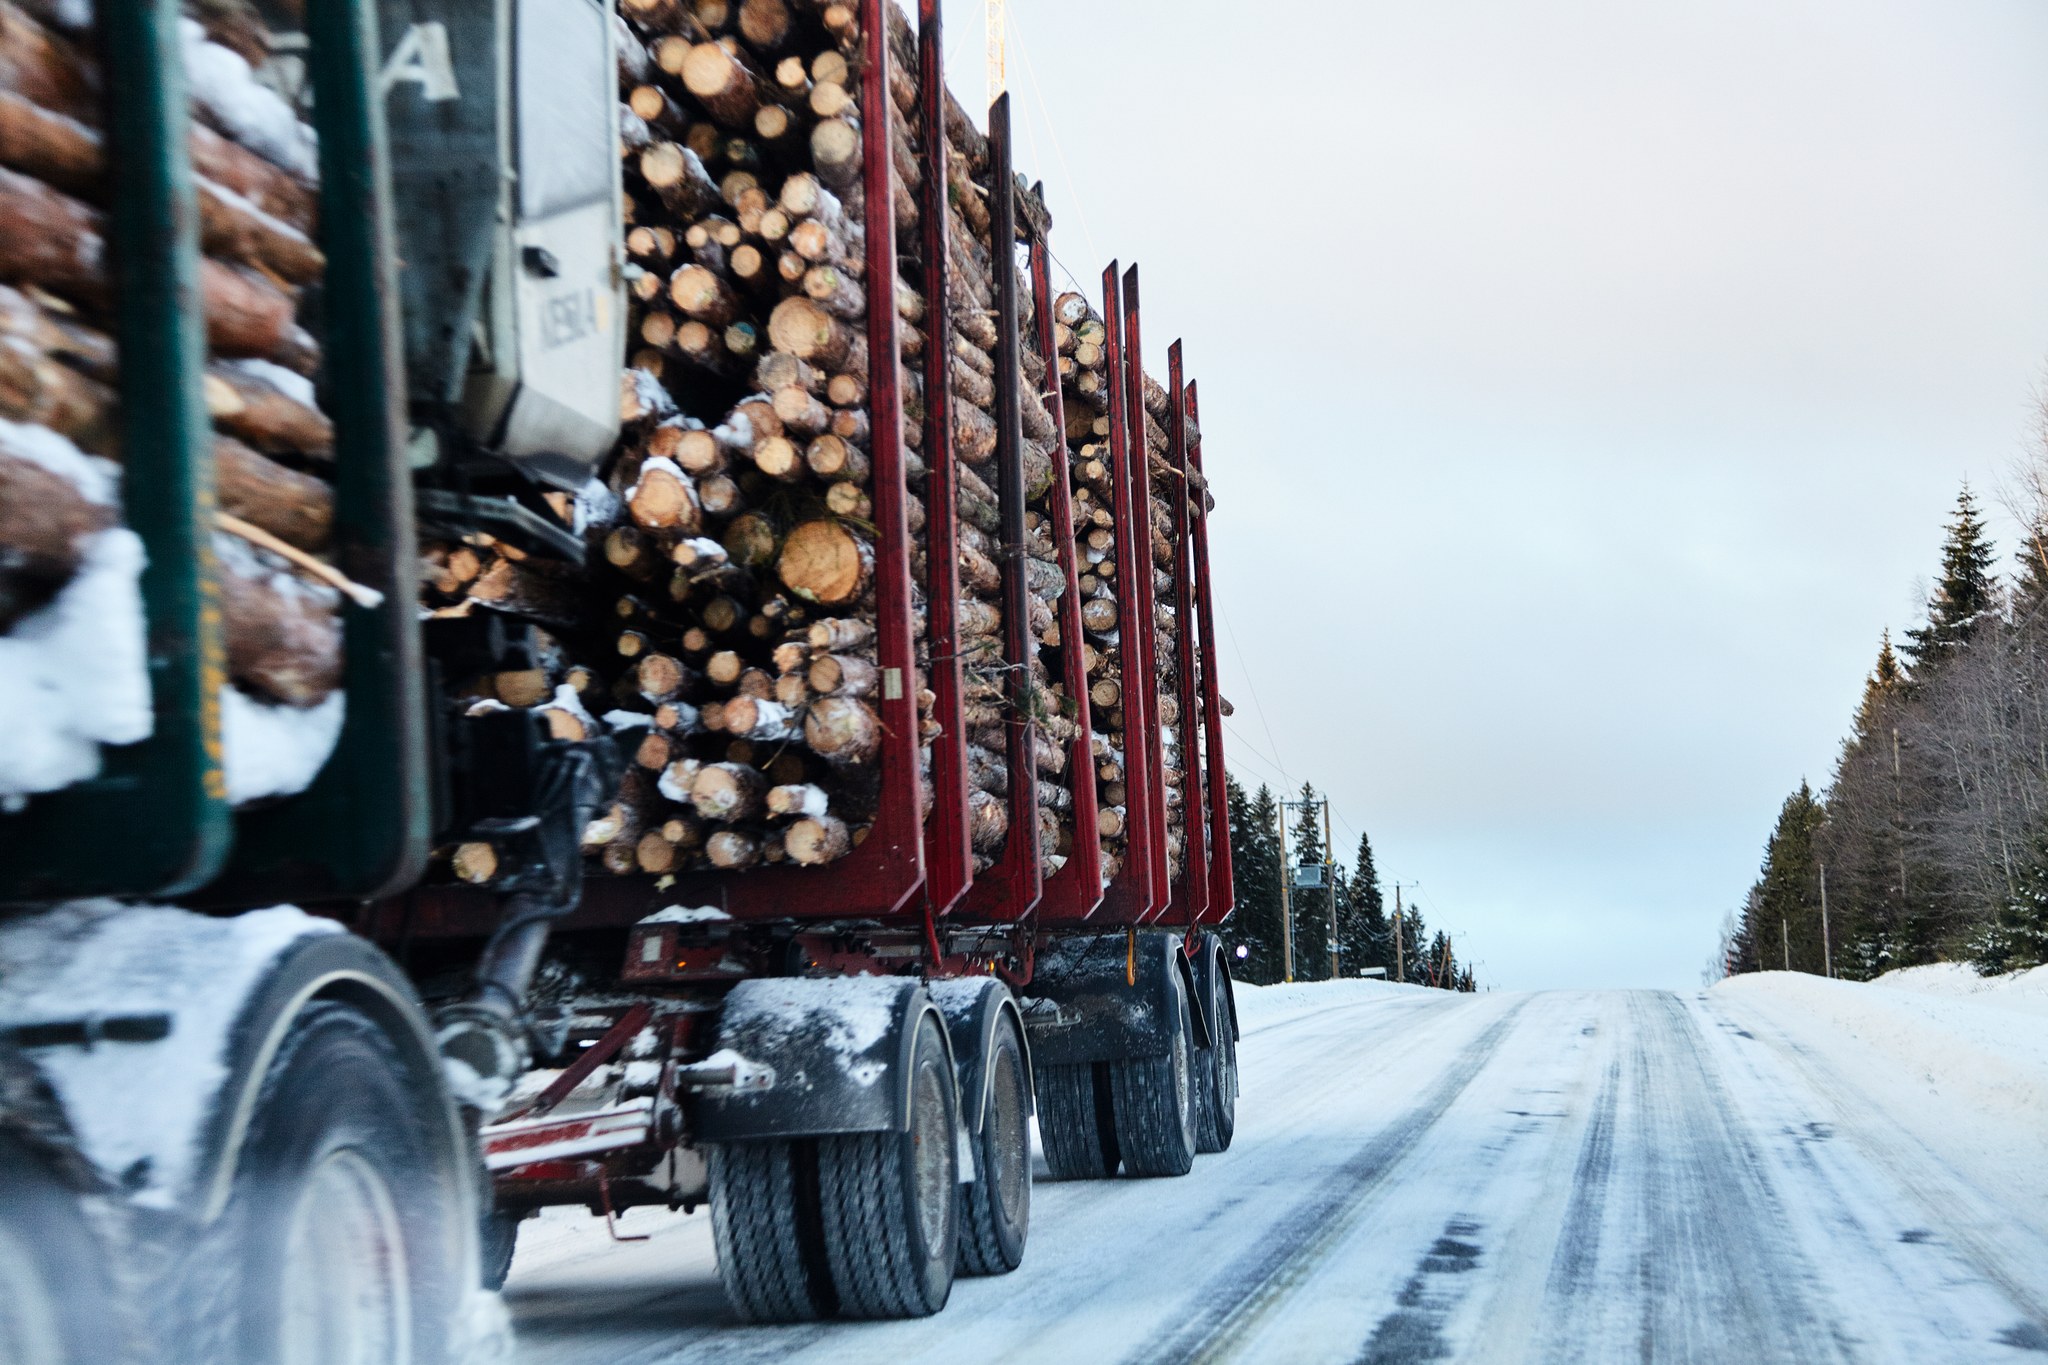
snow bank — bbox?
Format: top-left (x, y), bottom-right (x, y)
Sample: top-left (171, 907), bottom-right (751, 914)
top-left (1714, 971), bottom-right (2048, 1215)
top-left (1230, 977), bottom-right (1435, 1033)
top-left (1868, 961), bottom-right (2048, 1018)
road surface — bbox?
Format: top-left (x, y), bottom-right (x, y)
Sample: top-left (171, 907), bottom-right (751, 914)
top-left (503, 979), bottom-right (2048, 1363)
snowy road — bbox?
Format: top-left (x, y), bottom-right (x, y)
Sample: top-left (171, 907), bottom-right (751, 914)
top-left (503, 979), bottom-right (2048, 1363)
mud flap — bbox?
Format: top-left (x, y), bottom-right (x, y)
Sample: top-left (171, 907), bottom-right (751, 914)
top-left (693, 976), bottom-right (954, 1141)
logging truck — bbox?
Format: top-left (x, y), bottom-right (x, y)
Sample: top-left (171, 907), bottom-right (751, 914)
top-left (0, 0), bottom-right (1237, 1356)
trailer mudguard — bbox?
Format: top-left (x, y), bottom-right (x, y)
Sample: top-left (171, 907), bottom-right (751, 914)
top-left (927, 977), bottom-right (1032, 1134)
top-left (1021, 931), bottom-right (1197, 1067)
top-left (0, 904), bottom-right (472, 1232)
top-left (694, 976), bottom-right (954, 1141)
top-left (1190, 932), bottom-right (1239, 1044)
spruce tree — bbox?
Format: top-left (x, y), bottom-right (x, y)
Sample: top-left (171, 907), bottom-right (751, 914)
top-left (1755, 781), bottom-right (1828, 973)
top-left (1227, 777), bottom-right (1286, 984)
top-left (1336, 831), bottom-right (1391, 975)
top-left (1424, 930), bottom-right (1456, 989)
top-left (1903, 484), bottom-right (1998, 672)
top-left (1396, 901), bottom-right (1427, 983)
top-left (1975, 825), bottom-right (2048, 973)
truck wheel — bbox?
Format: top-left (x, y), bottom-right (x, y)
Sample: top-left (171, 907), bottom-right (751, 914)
top-left (957, 1013), bottom-right (1030, 1275)
top-left (1109, 999), bottom-right (1197, 1177)
top-left (480, 1208), bottom-right (523, 1291)
top-left (815, 1013), bottom-right (959, 1318)
top-left (0, 1137), bottom-right (116, 1365)
top-left (1035, 1061), bottom-right (1120, 1179)
top-left (225, 1001), bottom-right (469, 1364)
top-left (1193, 990), bottom-right (1238, 1154)
top-left (707, 1140), bottom-right (819, 1323)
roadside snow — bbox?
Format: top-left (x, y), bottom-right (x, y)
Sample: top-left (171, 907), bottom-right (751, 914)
top-left (1714, 970), bottom-right (2048, 1218)
top-left (1230, 978), bottom-right (1437, 1033)
top-left (1868, 961), bottom-right (2048, 1018)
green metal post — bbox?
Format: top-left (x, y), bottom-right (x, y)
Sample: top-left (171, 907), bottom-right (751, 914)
top-left (0, 0), bottom-right (230, 899)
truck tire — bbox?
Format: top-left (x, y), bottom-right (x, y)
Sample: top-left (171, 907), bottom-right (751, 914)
top-left (480, 1208), bottom-right (523, 1291)
top-left (0, 1137), bottom-right (117, 1365)
top-left (219, 1001), bottom-right (470, 1364)
top-left (815, 1013), bottom-right (959, 1318)
top-left (707, 1139), bottom-right (819, 1323)
top-left (957, 1013), bottom-right (1031, 1275)
top-left (1109, 999), bottom-right (1196, 1177)
top-left (1034, 1061), bottom-right (1120, 1179)
top-left (1193, 987), bottom-right (1238, 1154)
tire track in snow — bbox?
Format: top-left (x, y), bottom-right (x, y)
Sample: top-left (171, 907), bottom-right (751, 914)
top-left (1128, 997), bottom-right (1532, 1364)
top-left (1615, 992), bottom-right (1848, 1364)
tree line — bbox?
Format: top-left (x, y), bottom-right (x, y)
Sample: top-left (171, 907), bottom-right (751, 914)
top-left (1225, 776), bottom-right (1478, 990)
top-left (1722, 469), bottom-right (2048, 981)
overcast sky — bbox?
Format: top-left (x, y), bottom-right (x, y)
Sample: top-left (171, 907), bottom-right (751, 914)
top-left (949, 1), bottom-right (2048, 988)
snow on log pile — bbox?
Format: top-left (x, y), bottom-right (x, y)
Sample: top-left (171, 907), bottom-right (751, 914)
top-left (0, 0), bottom-right (343, 803)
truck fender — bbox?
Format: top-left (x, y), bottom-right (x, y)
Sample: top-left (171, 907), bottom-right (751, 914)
top-left (1021, 931), bottom-right (1192, 1067)
top-left (1175, 941), bottom-right (1213, 1050)
top-left (693, 976), bottom-right (956, 1142)
top-left (1212, 940), bottom-right (1241, 1042)
top-left (926, 977), bottom-right (1032, 1135)
top-left (0, 903), bottom-right (472, 1233)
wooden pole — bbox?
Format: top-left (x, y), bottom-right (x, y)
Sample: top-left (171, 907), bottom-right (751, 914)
top-left (1276, 799), bottom-right (1293, 983)
top-left (1324, 798), bottom-right (1337, 981)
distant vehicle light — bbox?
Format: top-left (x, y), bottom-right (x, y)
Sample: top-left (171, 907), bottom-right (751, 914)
top-left (1234, 945), bottom-right (1248, 960)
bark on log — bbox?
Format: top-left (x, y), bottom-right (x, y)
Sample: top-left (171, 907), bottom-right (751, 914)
top-left (217, 552), bottom-right (343, 706)
top-left (0, 443), bottom-right (110, 582)
top-left (0, 168), bottom-right (312, 370)
top-left (639, 141), bottom-right (722, 218)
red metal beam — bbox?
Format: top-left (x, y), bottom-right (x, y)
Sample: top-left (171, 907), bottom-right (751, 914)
top-left (1185, 381), bottom-right (1234, 923)
top-left (1096, 264), bottom-right (1157, 923)
top-left (1164, 341), bottom-right (1209, 924)
top-left (1027, 217), bottom-right (1104, 923)
top-left (1121, 265), bottom-right (1170, 920)
top-left (918, 0), bottom-right (970, 915)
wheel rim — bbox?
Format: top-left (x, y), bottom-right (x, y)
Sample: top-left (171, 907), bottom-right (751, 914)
top-left (279, 1147), bottom-right (411, 1365)
top-left (0, 1214), bottom-right (64, 1365)
top-left (910, 1062), bottom-right (955, 1250)
top-left (990, 1045), bottom-right (1029, 1227)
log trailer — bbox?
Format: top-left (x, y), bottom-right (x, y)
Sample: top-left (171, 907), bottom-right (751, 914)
top-left (0, 0), bottom-right (1237, 1357)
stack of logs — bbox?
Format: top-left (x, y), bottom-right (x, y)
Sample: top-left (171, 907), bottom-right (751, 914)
top-left (584, 0), bottom-right (944, 876)
top-left (0, 0), bottom-right (344, 717)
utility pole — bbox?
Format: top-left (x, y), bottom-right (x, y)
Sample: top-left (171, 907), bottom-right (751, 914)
top-left (1274, 800), bottom-right (1294, 983)
top-left (1820, 862), bottom-right (1833, 979)
top-left (1394, 883), bottom-right (1405, 983)
top-left (1324, 800), bottom-right (1339, 981)
top-left (1782, 917), bottom-right (1790, 973)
